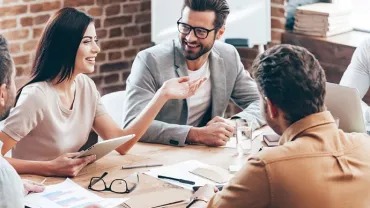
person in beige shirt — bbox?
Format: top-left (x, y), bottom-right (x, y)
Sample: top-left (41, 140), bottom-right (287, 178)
top-left (0, 8), bottom-right (205, 177)
top-left (188, 44), bottom-right (370, 208)
top-left (0, 34), bottom-right (45, 208)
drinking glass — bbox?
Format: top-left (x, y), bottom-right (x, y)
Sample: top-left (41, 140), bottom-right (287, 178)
top-left (236, 119), bottom-right (254, 155)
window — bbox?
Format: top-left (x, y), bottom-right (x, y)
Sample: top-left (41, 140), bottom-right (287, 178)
top-left (351, 0), bottom-right (370, 32)
top-left (333, 0), bottom-right (370, 32)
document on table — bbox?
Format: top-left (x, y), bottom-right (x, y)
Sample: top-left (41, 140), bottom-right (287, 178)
top-left (24, 178), bottom-right (128, 208)
top-left (146, 160), bottom-right (231, 190)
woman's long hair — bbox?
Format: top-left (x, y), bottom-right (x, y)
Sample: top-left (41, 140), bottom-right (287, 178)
top-left (16, 7), bottom-right (93, 103)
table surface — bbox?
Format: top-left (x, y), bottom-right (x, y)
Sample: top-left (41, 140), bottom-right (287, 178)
top-left (22, 126), bottom-right (273, 208)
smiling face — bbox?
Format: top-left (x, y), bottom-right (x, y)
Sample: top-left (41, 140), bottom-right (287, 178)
top-left (179, 6), bottom-right (224, 61)
top-left (74, 23), bottom-right (100, 74)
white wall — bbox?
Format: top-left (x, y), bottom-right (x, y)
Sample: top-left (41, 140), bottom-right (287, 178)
top-left (152, 0), bottom-right (271, 47)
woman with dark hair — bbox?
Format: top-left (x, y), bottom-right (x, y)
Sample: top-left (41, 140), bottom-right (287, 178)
top-left (0, 8), bottom-right (206, 177)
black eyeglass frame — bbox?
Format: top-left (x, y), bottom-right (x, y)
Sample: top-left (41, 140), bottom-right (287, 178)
top-left (176, 17), bottom-right (219, 39)
top-left (88, 172), bottom-right (139, 194)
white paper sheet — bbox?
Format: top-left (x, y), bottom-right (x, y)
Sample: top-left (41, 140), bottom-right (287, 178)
top-left (24, 178), bottom-right (128, 208)
top-left (146, 160), bottom-right (231, 190)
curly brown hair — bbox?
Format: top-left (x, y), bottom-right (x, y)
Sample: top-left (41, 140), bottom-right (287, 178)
top-left (252, 44), bottom-right (326, 124)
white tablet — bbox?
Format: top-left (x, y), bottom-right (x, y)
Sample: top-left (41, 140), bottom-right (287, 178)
top-left (74, 134), bottom-right (135, 161)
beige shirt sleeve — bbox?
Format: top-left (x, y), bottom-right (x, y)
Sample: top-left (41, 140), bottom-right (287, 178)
top-left (88, 78), bottom-right (106, 118)
top-left (208, 156), bottom-right (271, 208)
top-left (2, 86), bottom-right (46, 141)
top-left (95, 90), bottom-right (106, 118)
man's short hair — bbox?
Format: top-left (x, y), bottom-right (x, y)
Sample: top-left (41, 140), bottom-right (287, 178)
top-left (182, 0), bottom-right (230, 28)
top-left (252, 44), bottom-right (326, 124)
top-left (0, 35), bottom-right (13, 86)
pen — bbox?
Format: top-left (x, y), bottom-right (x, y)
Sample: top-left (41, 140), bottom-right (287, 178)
top-left (40, 178), bottom-right (47, 184)
top-left (158, 175), bottom-right (195, 185)
top-left (121, 163), bottom-right (163, 169)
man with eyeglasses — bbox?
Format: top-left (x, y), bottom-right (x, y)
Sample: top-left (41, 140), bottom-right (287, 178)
top-left (123, 0), bottom-right (264, 146)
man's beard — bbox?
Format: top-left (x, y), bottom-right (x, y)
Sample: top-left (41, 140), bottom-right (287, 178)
top-left (0, 108), bottom-right (11, 121)
top-left (263, 102), bottom-right (283, 136)
top-left (180, 39), bottom-right (214, 61)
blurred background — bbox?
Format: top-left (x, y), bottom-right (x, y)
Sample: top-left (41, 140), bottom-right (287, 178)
top-left (0, 0), bottom-right (369, 116)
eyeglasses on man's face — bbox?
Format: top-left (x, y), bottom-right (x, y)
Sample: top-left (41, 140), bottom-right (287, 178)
top-left (88, 172), bottom-right (139, 194)
top-left (177, 17), bottom-right (218, 39)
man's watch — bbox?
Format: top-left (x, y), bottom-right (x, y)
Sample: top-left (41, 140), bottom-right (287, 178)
top-left (186, 197), bottom-right (208, 208)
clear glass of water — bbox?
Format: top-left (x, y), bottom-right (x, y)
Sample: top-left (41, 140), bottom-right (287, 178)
top-left (236, 120), bottom-right (254, 155)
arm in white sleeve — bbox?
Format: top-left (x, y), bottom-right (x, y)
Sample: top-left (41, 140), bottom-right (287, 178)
top-left (340, 38), bottom-right (370, 122)
top-left (340, 38), bottom-right (370, 99)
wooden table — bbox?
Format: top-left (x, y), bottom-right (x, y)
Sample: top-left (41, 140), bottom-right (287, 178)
top-left (22, 127), bottom-right (272, 207)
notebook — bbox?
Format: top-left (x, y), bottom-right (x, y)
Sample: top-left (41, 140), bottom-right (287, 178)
top-left (123, 188), bottom-right (190, 208)
top-left (263, 134), bottom-right (280, 147)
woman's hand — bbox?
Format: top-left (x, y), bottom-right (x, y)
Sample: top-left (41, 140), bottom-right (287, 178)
top-left (160, 77), bottom-right (207, 100)
top-left (46, 153), bottom-right (96, 177)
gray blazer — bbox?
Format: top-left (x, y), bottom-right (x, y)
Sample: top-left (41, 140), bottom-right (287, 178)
top-left (122, 39), bottom-right (264, 146)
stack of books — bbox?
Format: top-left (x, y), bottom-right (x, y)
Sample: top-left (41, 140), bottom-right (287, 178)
top-left (294, 3), bottom-right (352, 37)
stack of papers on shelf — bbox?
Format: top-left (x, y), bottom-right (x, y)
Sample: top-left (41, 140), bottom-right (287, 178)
top-left (24, 178), bottom-right (128, 208)
top-left (294, 3), bottom-right (352, 37)
top-left (146, 160), bottom-right (232, 190)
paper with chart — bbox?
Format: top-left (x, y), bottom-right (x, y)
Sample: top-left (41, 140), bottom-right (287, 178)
top-left (146, 160), bottom-right (231, 190)
top-left (24, 178), bottom-right (128, 208)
